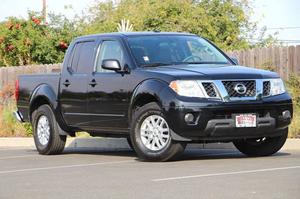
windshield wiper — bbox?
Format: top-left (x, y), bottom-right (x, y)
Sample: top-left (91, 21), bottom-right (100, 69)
top-left (186, 61), bottom-right (229, 65)
top-left (141, 63), bottom-right (172, 67)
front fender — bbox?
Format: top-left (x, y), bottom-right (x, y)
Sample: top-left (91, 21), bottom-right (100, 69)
top-left (128, 79), bottom-right (168, 121)
top-left (128, 79), bottom-right (191, 141)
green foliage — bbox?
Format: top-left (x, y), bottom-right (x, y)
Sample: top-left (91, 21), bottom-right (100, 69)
top-left (286, 75), bottom-right (300, 138)
top-left (286, 75), bottom-right (300, 108)
top-left (81, 0), bottom-right (255, 51)
top-left (0, 12), bottom-right (77, 66)
top-left (0, 100), bottom-right (32, 137)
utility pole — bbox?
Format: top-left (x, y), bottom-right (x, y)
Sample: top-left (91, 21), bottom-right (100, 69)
top-left (42, 0), bottom-right (47, 22)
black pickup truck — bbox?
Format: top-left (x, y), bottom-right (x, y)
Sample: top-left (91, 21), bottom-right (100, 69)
top-left (14, 32), bottom-right (293, 161)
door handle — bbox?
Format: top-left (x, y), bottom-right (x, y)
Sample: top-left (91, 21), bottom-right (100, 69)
top-left (63, 79), bottom-right (70, 87)
top-left (89, 79), bottom-right (97, 87)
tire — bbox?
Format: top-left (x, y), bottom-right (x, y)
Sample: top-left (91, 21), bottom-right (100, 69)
top-left (233, 129), bottom-right (288, 157)
top-left (126, 137), bottom-right (134, 150)
top-left (130, 102), bottom-right (186, 161)
top-left (32, 104), bottom-right (66, 155)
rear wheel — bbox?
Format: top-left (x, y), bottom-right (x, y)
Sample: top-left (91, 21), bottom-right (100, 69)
top-left (130, 102), bottom-right (186, 161)
top-left (233, 129), bottom-right (288, 157)
top-left (32, 105), bottom-right (66, 155)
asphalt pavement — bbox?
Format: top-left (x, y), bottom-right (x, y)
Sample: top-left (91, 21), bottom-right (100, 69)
top-left (0, 145), bottom-right (299, 199)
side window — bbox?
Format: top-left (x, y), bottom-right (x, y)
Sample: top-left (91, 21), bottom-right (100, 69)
top-left (96, 40), bottom-right (124, 72)
top-left (68, 41), bottom-right (96, 74)
top-left (68, 43), bottom-right (82, 72)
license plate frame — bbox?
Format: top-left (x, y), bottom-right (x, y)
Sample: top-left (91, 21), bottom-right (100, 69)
top-left (235, 114), bottom-right (257, 128)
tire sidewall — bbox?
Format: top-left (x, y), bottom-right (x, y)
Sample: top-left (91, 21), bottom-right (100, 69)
top-left (131, 103), bottom-right (177, 160)
top-left (32, 105), bottom-right (55, 154)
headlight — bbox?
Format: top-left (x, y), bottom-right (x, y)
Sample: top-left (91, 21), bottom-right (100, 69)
top-left (270, 78), bottom-right (285, 96)
top-left (169, 80), bottom-right (205, 97)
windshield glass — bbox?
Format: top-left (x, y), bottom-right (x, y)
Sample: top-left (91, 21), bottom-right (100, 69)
top-left (127, 35), bottom-right (230, 67)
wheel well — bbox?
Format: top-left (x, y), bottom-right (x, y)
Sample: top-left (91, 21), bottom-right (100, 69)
top-left (130, 94), bottom-right (159, 123)
top-left (131, 94), bottom-right (160, 116)
top-left (29, 96), bottom-right (51, 121)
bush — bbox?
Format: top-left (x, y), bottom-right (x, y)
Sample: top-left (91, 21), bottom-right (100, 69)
top-left (0, 85), bottom-right (31, 136)
top-left (0, 100), bottom-right (32, 137)
top-left (286, 75), bottom-right (300, 138)
top-left (0, 12), bottom-right (78, 66)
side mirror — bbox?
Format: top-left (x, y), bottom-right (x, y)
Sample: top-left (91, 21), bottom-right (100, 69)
top-left (102, 59), bottom-right (121, 71)
top-left (230, 57), bottom-right (239, 65)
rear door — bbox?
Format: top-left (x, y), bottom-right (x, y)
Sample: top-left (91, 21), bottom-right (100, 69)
top-left (60, 40), bottom-right (97, 128)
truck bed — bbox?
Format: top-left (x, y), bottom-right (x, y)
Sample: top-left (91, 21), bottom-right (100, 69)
top-left (17, 73), bottom-right (61, 121)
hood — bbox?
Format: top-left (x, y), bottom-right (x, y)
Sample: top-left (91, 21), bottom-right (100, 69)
top-left (144, 64), bottom-right (279, 80)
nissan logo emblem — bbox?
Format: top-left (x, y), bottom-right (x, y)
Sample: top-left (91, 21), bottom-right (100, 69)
top-left (234, 83), bottom-right (247, 95)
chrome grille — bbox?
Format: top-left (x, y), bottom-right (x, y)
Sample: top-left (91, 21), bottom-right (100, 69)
top-left (202, 82), bottom-right (217, 97)
top-left (222, 80), bottom-right (256, 97)
top-left (263, 81), bottom-right (271, 96)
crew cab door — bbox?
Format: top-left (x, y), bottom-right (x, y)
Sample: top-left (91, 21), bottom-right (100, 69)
top-left (60, 40), bottom-right (97, 127)
top-left (86, 38), bottom-right (132, 131)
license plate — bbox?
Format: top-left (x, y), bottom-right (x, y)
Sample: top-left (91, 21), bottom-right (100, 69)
top-left (235, 114), bottom-right (256, 128)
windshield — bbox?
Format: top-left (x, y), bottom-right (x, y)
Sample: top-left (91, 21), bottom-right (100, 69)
top-left (127, 35), bottom-right (230, 67)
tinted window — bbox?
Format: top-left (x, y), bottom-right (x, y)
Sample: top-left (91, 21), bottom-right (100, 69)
top-left (69, 41), bottom-right (96, 73)
top-left (96, 40), bottom-right (124, 72)
top-left (68, 43), bottom-right (82, 72)
top-left (127, 36), bottom-right (229, 66)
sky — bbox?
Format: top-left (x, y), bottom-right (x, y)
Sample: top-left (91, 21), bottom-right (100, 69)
top-left (0, 0), bottom-right (299, 45)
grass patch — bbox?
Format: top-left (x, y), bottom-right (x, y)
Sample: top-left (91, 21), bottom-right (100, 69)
top-left (0, 100), bottom-right (32, 137)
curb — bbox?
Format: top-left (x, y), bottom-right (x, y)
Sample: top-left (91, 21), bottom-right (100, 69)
top-left (0, 137), bottom-right (299, 151)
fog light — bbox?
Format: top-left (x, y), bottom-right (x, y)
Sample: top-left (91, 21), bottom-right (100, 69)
top-left (282, 110), bottom-right (291, 119)
top-left (184, 113), bottom-right (194, 123)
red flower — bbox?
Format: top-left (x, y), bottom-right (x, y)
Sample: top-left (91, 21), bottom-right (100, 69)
top-left (15, 23), bottom-right (21, 29)
top-left (34, 19), bottom-right (41, 25)
top-left (31, 16), bottom-right (41, 25)
top-left (5, 44), bottom-right (14, 52)
top-left (59, 41), bottom-right (68, 49)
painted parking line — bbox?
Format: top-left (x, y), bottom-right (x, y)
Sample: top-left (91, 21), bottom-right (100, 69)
top-left (0, 160), bottom-right (134, 175)
top-left (152, 165), bottom-right (300, 182)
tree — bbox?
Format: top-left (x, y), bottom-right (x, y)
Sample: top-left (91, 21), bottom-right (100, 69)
top-left (81, 0), bottom-right (256, 50)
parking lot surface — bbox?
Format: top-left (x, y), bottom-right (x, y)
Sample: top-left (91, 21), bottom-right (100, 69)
top-left (0, 145), bottom-right (299, 199)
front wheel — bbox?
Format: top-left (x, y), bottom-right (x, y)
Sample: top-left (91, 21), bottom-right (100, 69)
top-left (130, 102), bottom-right (186, 161)
top-left (32, 105), bottom-right (66, 155)
top-left (233, 129), bottom-right (288, 157)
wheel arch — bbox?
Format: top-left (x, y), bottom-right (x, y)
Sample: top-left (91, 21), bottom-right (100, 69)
top-left (128, 79), bottom-right (167, 123)
top-left (29, 84), bottom-right (71, 135)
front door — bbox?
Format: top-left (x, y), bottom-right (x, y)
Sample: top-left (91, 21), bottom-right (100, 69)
top-left (87, 39), bottom-right (131, 131)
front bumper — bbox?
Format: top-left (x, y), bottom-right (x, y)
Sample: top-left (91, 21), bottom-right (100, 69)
top-left (163, 93), bottom-right (293, 141)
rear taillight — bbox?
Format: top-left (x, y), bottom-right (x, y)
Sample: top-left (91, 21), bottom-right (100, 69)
top-left (15, 79), bottom-right (19, 101)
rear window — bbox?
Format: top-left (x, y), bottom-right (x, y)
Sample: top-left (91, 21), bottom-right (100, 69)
top-left (68, 41), bottom-right (97, 74)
